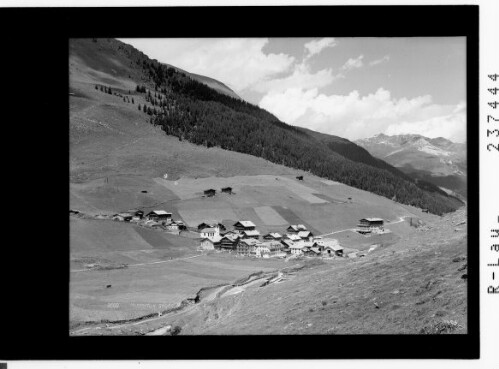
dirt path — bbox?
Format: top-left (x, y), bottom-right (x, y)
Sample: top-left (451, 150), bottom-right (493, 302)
top-left (318, 216), bottom-right (408, 238)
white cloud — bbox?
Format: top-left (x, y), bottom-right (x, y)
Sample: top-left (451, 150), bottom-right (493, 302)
top-left (121, 38), bottom-right (295, 92)
top-left (341, 55), bottom-right (364, 71)
top-left (259, 87), bottom-right (466, 143)
top-left (252, 62), bottom-right (338, 94)
top-left (369, 55), bottom-right (390, 66)
top-left (304, 38), bottom-right (337, 59)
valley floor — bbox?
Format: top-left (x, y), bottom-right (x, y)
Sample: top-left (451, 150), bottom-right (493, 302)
top-left (70, 208), bottom-right (467, 336)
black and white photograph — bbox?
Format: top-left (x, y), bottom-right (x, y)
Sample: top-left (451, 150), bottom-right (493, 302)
top-left (69, 36), bottom-right (469, 336)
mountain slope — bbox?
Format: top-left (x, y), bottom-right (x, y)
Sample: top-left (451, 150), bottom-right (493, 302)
top-left (70, 38), bottom-right (462, 215)
top-left (356, 134), bottom-right (467, 198)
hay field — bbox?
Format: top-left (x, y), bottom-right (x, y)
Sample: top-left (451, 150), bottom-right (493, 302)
top-left (70, 253), bottom-right (289, 323)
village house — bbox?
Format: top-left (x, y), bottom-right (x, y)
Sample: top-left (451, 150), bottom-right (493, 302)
top-left (164, 221), bottom-right (181, 232)
top-left (315, 238), bottom-right (344, 257)
top-left (280, 238), bottom-right (295, 251)
top-left (233, 220), bottom-right (256, 232)
top-left (200, 235), bottom-right (222, 250)
top-left (219, 233), bottom-right (240, 251)
top-left (221, 187), bottom-right (233, 194)
top-left (257, 241), bottom-right (286, 258)
top-left (263, 232), bottom-right (283, 241)
top-left (204, 189), bottom-right (216, 197)
top-left (357, 218), bottom-right (384, 234)
top-left (237, 238), bottom-right (261, 255)
top-left (197, 222), bottom-right (226, 231)
top-left (302, 247), bottom-right (322, 257)
top-left (241, 229), bottom-right (260, 240)
top-left (113, 212), bottom-right (133, 222)
top-left (146, 210), bottom-right (172, 222)
top-left (287, 224), bottom-right (307, 233)
top-left (285, 233), bottom-right (302, 242)
top-left (289, 241), bottom-right (313, 256)
top-left (297, 230), bottom-right (313, 240)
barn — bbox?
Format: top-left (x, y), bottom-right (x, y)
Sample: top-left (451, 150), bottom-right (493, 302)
top-left (200, 235), bottom-right (222, 250)
top-left (146, 210), bottom-right (172, 222)
top-left (200, 227), bottom-right (220, 241)
top-left (233, 220), bottom-right (256, 231)
top-left (221, 187), bottom-right (233, 194)
top-left (357, 218), bottom-right (384, 233)
top-left (204, 189), bottom-right (216, 197)
top-left (237, 238), bottom-right (261, 255)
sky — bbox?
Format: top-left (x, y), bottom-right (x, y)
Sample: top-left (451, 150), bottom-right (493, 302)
top-left (119, 37), bottom-right (466, 143)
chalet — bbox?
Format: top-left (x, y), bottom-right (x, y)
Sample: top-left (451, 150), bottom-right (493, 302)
top-left (175, 221), bottom-right (187, 230)
top-left (132, 210), bottom-right (144, 219)
top-left (165, 222), bottom-right (180, 231)
top-left (198, 222), bottom-right (226, 231)
top-left (303, 247), bottom-right (321, 256)
top-left (237, 238), bottom-right (261, 255)
top-left (285, 234), bottom-right (302, 242)
top-left (296, 175), bottom-right (304, 181)
top-left (200, 227), bottom-right (220, 241)
top-left (219, 234), bottom-right (240, 251)
top-left (289, 241), bottom-right (313, 255)
top-left (200, 235), bottom-right (222, 250)
top-left (263, 232), bottom-right (283, 241)
top-left (257, 241), bottom-right (285, 257)
top-left (113, 212), bottom-right (133, 222)
top-left (357, 218), bottom-right (384, 234)
top-left (287, 224), bottom-right (307, 233)
top-left (314, 238), bottom-right (340, 253)
top-left (146, 210), bottom-right (172, 222)
top-left (204, 189), bottom-right (216, 197)
top-left (241, 230), bottom-right (260, 239)
top-left (233, 220), bottom-right (256, 231)
top-left (221, 187), bottom-right (233, 194)
top-left (297, 230), bottom-right (313, 240)
top-left (281, 239), bottom-right (295, 250)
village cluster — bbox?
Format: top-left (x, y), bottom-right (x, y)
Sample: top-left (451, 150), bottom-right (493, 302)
top-left (107, 207), bottom-right (387, 259)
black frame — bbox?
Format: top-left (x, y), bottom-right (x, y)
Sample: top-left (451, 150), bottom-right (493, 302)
top-left (0, 5), bottom-right (479, 360)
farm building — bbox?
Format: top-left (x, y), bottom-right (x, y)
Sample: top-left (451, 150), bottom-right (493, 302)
top-left (263, 232), bottom-right (283, 240)
top-left (221, 187), bottom-right (233, 194)
top-left (296, 175), bottom-right (304, 181)
top-left (200, 227), bottom-right (220, 241)
top-left (204, 189), bottom-right (216, 197)
top-left (219, 234), bottom-right (240, 251)
top-left (281, 239), bottom-right (295, 250)
top-left (233, 220), bottom-right (256, 231)
top-left (130, 210), bottom-right (144, 219)
top-left (289, 241), bottom-right (313, 255)
top-left (287, 224), bottom-right (307, 233)
top-left (237, 238), bottom-right (261, 255)
top-left (198, 222), bottom-right (227, 231)
top-left (357, 218), bottom-right (384, 234)
top-left (200, 235), bottom-right (222, 250)
top-left (314, 238), bottom-right (341, 252)
top-left (322, 243), bottom-right (344, 257)
top-left (258, 241), bottom-right (285, 257)
top-left (241, 230), bottom-right (260, 239)
top-left (113, 213), bottom-right (133, 222)
top-left (175, 221), bottom-right (187, 230)
top-left (297, 230), bottom-right (313, 240)
top-left (303, 247), bottom-right (322, 256)
top-left (285, 234), bottom-right (302, 242)
top-left (165, 222), bottom-right (181, 232)
top-left (146, 210), bottom-right (172, 222)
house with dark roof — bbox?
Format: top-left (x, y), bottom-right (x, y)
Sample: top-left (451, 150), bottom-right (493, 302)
top-left (357, 218), bottom-right (384, 234)
top-left (233, 220), bottom-right (256, 231)
top-left (263, 232), bottom-right (283, 240)
top-left (221, 187), bottom-right (233, 194)
top-left (204, 189), bottom-right (216, 197)
top-left (146, 210), bottom-right (172, 222)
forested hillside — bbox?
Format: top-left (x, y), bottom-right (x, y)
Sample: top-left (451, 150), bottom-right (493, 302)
top-left (73, 38), bottom-right (463, 215)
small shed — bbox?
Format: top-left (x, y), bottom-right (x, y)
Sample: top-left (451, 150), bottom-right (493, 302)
top-left (296, 175), bottom-right (304, 181)
top-left (204, 189), bottom-right (216, 197)
top-left (221, 187), bottom-right (233, 194)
